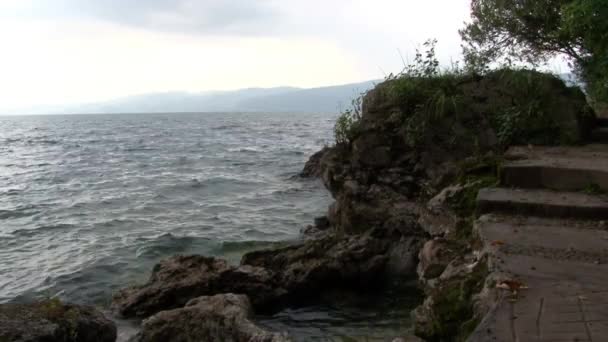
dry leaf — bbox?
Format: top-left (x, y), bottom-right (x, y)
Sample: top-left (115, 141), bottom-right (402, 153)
top-left (496, 280), bottom-right (528, 292)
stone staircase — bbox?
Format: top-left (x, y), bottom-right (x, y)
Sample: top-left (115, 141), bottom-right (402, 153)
top-left (469, 119), bottom-right (608, 341)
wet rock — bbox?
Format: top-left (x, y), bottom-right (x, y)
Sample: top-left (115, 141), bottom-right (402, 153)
top-left (313, 216), bottom-right (330, 230)
top-left (300, 147), bottom-right (330, 178)
top-left (113, 229), bottom-right (423, 320)
top-left (392, 335), bottom-right (425, 342)
top-left (417, 206), bottom-right (457, 237)
top-left (134, 294), bottom-right (289, 342)
top-left (427, 184), bottom-right (469, 212)
top-left (413, 256), bottom-right (489, 341)
top-left (242, 232), bottom-right (393, 294)
top-left (112, 255), bottom-right (287, 318)
top-left (386, 237), bottom-right (423, 277)
top-left (417, 239), bottom-right (463, 283)
top-left (0, 299), bottom-right (116, 342)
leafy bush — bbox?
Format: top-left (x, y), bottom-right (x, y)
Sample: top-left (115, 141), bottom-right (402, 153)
top-left (334, 96), bottom-right (363, 146)
top-left (385, 43), bottom-right (591, 149)
top-left (385, 40), bottom-right (468, 147)
top-left (334, 39), bottom-right (592, 149)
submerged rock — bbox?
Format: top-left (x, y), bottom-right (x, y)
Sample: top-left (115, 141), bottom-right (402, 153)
top-left (0, 299), bottom-right (116, 342)
top-left (134, 294), bottom-right (289, 342)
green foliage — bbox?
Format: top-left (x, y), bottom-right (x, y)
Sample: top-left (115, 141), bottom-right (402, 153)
top-left (460, 0), bottom-right (608, 102)
top-left (562, 0), bottom-right (608, 101)
top-left (404, 39), bottom-right (441, 78)
top-left (387, 40), bottom-right (467, 147)
top-left (388, 45), bottom-right (585, 148)
top-left (420, 259), bottom-right (489, 341)
top-left (38, 298), bottom-right (80, 339)
top-left (490, 69), bottom-right (591, 145)
top-left (583, 183), bottom-right (605, 195)
top-left (335, 38), bottom-right (591, 149)
top-left (334, 96), bottom-right (363, 146)
top-left (492, 71), bottom-right (558, 145)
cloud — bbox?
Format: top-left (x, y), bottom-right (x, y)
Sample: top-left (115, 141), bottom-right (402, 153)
top-left (3, 0), bottom-right (279, 35)
top-left (0, 0), bottom-right (483, 111)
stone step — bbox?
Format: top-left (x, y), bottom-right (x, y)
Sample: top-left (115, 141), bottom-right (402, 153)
top-left (471, 216), bottom-right (608, 341)
top-left (503, 146), bottom-right (608, 191)
top-left (477, 215), bottom-right (608, 262)
top-left (592, 127), bottom-right (608, 142)
top-left (470, 253), bottom-right (608, 342)
top-left (476, 187), bottom-right (608, 220)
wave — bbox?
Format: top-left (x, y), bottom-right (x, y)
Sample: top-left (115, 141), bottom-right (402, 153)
top-left (3, 138), bottom-right (22, 144)
top-left (0, 206), bottom-right (40, 220)
top-left (123, 147), bottom-right (159, 152)
top-left (10, 223), bottom-right (77, 238)
top-left (227, 147), bottom-right (263, 153)
top-left (26, 139), bottom-right (60, 146)
top-left (0, 112), bottom-right (334, 308)
top-left (212, 124), bottom-right (242, 131)
top-left (134, 233), bottom-right (207, 259)
top-left (217, 240), bottom-right (289, 253)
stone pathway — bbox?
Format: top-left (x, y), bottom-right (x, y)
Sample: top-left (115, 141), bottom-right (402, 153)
top-left (469, 118), bottom-right (608, 342)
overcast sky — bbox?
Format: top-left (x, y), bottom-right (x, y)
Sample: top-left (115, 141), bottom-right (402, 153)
top-left (0, 0), bottom-right (566, 112)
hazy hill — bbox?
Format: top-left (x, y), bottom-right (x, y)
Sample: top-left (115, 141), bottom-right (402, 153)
top-left (6, 80), bottom-right (378, 115)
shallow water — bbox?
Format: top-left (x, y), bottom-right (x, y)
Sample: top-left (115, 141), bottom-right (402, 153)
top-left (0, 112), bottom-right (417, 340)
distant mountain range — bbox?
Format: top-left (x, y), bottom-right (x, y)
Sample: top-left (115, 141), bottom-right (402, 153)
top-left (4, 73), bottom-right (580, 116)
top-left (6, 80), bottom-right (379, 115)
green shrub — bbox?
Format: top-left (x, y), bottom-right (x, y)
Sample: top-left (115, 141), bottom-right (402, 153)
top-left (334, 97), bottom-right (363, 146)
top-left (334, 39), bottom-right (592, 149)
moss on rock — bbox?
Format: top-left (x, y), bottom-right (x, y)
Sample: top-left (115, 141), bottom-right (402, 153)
top-left (415, 258), bottom-right (489, 341)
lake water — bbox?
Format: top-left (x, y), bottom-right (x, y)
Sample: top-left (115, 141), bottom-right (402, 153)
top-left (0, 112), bottom-right (416, 341)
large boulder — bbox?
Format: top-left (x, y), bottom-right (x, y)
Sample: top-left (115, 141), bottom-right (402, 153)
top-left (134, 294), bottom-right (289, 342)
top-left (112, 255), bottom-right (286, 318)
top-left (299, 147), bottom-right (330, 178)
top-left (417, 239), bottom-right (465, 284)
top-left (0, 299), bottom-right (116, 342)
top-left (113, 229), bottom-right (424, 320)
top-left (242, 232), bottom-right (391, 293)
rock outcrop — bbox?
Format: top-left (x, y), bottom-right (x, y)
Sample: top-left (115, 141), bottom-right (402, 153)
top-left (0, 299), bottom-right (116, 342)
top-left (113, 228), bottom-right (422, 319)
top-left (133, 294), bottom-right (289, 342)
top-left (299, 147), bottom-right (330, 178)
top-left (112, 256), bottom-right (284, 318)
top-left (112, 69), bottom-right (595, 340)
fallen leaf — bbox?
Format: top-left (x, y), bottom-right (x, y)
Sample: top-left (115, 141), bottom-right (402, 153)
top-left (496, 280), bottom-right (529, 292)
top-left (491, 240), bottom-right (505, 246)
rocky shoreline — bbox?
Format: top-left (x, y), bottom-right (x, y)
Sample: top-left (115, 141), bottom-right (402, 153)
top-left (0, 69), bottom-right (596, 341)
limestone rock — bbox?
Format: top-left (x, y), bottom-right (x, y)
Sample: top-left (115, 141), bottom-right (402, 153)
top-left (417, 239), bottom-right (456, 282)
top-left (112, 230), bottom-right (421, 320)
top-left (112, 255), bottom-right (287, 318)
top-left (241, 232), bottom-right (393, 292)
top-left (134, 294), bottom-right (290, 342)
top-left (299, 147), bottom-right (330, 178)
top-left (0, 299), bottom-right (116, 342)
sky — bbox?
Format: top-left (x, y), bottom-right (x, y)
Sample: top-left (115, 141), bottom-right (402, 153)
top-left (0, 0), bottom-right (566, 112)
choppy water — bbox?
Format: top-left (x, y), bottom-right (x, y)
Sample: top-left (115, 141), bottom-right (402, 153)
top-left (0, 112), bottom-right (416, 341)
